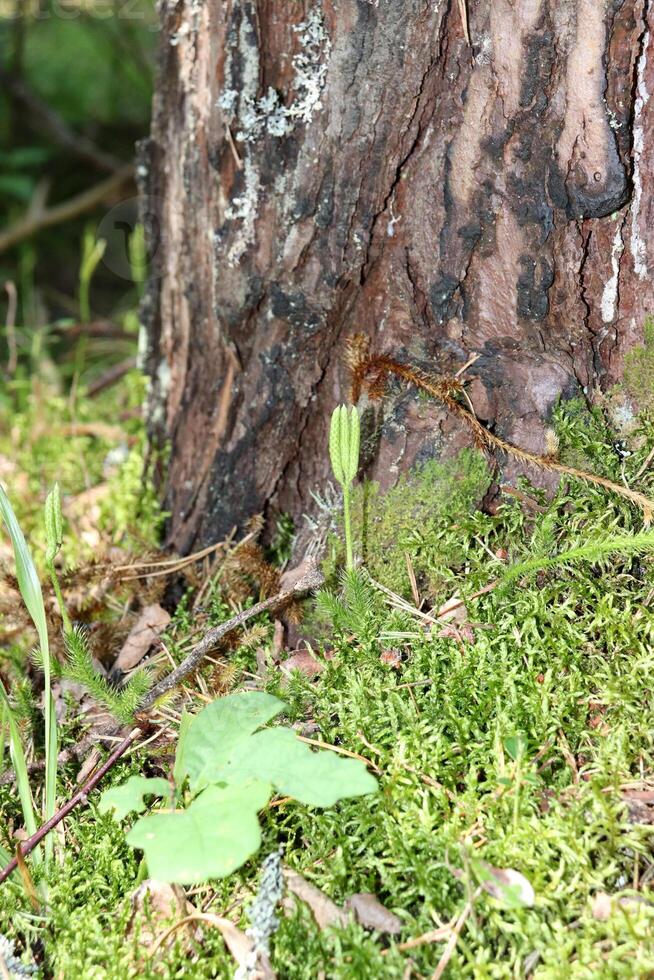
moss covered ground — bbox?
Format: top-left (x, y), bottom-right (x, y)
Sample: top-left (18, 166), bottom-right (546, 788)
top-left (2, 367), bottom-right (654, 978)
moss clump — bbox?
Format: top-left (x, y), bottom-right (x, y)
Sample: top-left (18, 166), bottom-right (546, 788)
top-left (346, 448), bottom-right (491, 598)
top-left (551, 397), bottom-right (622, 479)
top-left (624, 316), bottom-right (654, 415)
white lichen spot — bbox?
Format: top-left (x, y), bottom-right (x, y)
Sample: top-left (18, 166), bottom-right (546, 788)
top-left (601, 220), bottom-right (625, 323)
top-left (217, 4), bottom-right (331, 141)
top-left (386, 198), bottom-right (402, 237)
top-left (136, 323), bottom-right (148, 371)
top-left (217, 4), bottom-right (331, 265)
top-left (147, 357), bottom-right (172, 428)
top-left (224, 157), bottom-right (261, 266)
top-left (287, 7), bottom-right (331, 125)
top-left (474, 33), bottom-right (492, 66)
top-left (631, 21), bottom-right (651, 280)
top-left (169, 21), bottom-right (191, 46)
top-left (156, 357), bottom-right (171, 399)
top-left (218, 89), bottom-right (239, 117)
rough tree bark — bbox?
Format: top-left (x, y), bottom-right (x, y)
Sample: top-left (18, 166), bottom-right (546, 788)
top-left (140, 0), bottom-right (654, 554)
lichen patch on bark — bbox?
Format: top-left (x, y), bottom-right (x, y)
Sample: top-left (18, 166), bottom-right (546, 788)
top-left (143, 0), bottom-right (654, 553)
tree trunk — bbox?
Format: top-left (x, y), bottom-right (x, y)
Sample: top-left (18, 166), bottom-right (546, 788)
top-left (141, 0), bottom-right (654, 555)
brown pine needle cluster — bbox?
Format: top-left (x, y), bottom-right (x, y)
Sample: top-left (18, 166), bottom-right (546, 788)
top-left (345, 334), bottom-right (654, 522)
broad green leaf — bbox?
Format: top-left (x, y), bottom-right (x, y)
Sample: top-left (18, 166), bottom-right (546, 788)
top-left (329, 406), bottom-right (345, 485)
top-left (172, 709), bottom-right (193, 790)
top-left (504, 733), bottom-right (527, 761)
top-left (193, 727), bottom-right (378, 807)
top-left (342, 406), bottom-right (360, 483)
top-left (127, 780), bottom-right (271, 884)
top-left (99, 775), bottom-right (172, 822)
top-left (182, 692), bottom-right (285, 790)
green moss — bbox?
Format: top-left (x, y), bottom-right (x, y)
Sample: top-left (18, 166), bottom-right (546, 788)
top-left (624, 316), bottom-right (654, 414)
top-left (551, 396), bottom-right (622, 478)
top-left (5, 401), bottom-right (654, 977)
top-left (323, 449), bottom-right (492, 599)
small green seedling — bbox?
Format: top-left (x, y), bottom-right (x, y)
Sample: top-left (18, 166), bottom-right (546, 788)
top-left (100, 691), bottom-right (378, 885)
top-left (329, 404), bottom-right (360, 571)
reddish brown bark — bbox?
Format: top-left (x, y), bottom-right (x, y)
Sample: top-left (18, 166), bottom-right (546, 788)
top-left (141, 0), bottom-right (654, 553)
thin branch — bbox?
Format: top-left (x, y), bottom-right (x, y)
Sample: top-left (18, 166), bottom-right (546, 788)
top-left (0, 727), bottom-right (142, 885)
top-left (0, 166), bottom-right (134, 254)
top-left (458, 0), bottom-right (471, 45)
top-left (0, 560), bottom-right (325, 789)
top-left (0, 71), bottom-right (123, 174)
top-left (137, 559), bottom-right (324, 712)
top-left (3, 281), bottom-right (17, 376)
top-left (87, 357), bottom-right (137, 397)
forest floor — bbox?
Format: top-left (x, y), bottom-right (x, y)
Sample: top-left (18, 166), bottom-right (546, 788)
top-left (2, 360), bottom-right (654, 978)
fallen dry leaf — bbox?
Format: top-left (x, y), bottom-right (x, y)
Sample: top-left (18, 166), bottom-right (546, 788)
top-left (437, 595), bottom-right (468, 624)
top-left (591, 891), bottom-right (652, 921)
top-left (380, 648), bottom-right (402, 669)
top-left (114, 604), bottom-right (171, 672)
top-left (281, 648), bottom-right (325, 679)
top-left (147, 909), bottom-right (275, 978)
top-left (437, 623), bottom-right (476, 645)
top-left (279, 558), bottom-right (317, 592)
top-left (623, 798), bottom-right (654, 825)
top-left (128, 879), bottom-right (193, 947)
top-left (283, 867), bottom-right (348, 930)
top-left (345, 893), bottom-right (402, 934)
top-left (272, 619), bottom-right (285, 658)
top-left (476, 864), bottom-right (535, 908)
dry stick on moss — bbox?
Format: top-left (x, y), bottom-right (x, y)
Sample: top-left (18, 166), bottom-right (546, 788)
top-left (136, 559), bottom-right (324, 713)
top-left (346, 336), bottom-right (654, 522)
top-left (0, 727), bottom-right (141, 885)
top-left (0, 560), bottom-right (324, 808)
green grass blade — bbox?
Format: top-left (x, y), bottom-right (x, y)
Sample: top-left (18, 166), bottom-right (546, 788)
top-left (0, 702), bottom-right (6, 772)
top-left (0, 842), bottom-right (12, 870)
top-left (0, 682), bottom-right (39, 859)
top-left (0, 483), bottom-right (47, 636)
top-left (0, 482), bottom-right (57, 855)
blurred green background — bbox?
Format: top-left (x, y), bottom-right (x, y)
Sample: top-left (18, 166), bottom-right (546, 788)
top-left (0, 0), bottom-right (157, 400)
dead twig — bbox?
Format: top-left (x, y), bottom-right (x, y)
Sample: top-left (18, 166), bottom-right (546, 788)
top-left (87, 357), bottom-right (137, 397)
top-left (431, 892), bottom-right (480, 979)
top-left (457, 0), bottom-right (470, 45)
top-left (3, 281), bottom-right (17, 376)
top-left (0, 561), bottom-right (324, 793)
top-left (347, 336), bottom-right (654, 522)
top-left (0, 70), bottom-right (123, 173)
top-left (137, 559), bottom-right (324, 712)
top-left (0, 727), bottom-right (142, 885)
top-left (0, 166), bottom-right (134, 254)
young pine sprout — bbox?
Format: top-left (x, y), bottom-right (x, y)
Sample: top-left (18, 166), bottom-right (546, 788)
top-left (329, 405), bottom-right (360, 571)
